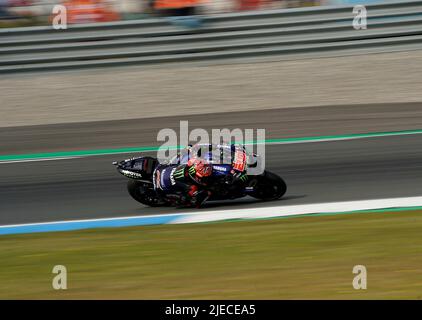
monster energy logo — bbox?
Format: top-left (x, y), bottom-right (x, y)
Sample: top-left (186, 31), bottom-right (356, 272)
top-left (188, 167), bottom-right (196, 175)
top-left (173, 168), bottom-right (185, 179)
top-left (239, 174), bottom-right (248, 182)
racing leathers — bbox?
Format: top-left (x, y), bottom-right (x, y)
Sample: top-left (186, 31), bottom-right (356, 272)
top-left (153, 144), bottom-right (248, 207)
top-left (153, 161), bottom-right (210, 207)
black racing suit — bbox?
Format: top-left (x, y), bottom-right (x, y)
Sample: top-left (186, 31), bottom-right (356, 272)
top-left (153, 163), bottom-right (210, 207)
top-left (173, 164), bottom-right (210, 207)
top-left (153, 145), bottom-right (249, 207)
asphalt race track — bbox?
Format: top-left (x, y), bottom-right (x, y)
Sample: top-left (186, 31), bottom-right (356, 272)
top-left (0, 103), bottom-right (422, 225)
top-left (0, 104), bottom-right (421, 225)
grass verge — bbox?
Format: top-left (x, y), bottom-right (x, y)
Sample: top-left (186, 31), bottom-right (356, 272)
top-left (1, 210), bottom-right (422, 299)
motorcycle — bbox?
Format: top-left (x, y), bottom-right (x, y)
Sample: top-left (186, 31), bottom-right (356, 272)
top-left (113, 144), bottom-right (287, 207)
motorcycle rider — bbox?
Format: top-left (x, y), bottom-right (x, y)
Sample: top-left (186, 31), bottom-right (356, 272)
top-left (153, 144), bottom-right (248, 208)
top-left (173, 157), bottom-right (213, 207)
top-left (153, 156), bottom-right (212, 208)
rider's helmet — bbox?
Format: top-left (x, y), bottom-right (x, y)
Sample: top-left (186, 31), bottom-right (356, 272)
top-left (188, 158), bottom-right (212, 178)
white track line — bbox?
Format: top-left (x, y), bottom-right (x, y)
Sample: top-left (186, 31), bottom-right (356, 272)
top-left (171, 196), bottom-right (422, 224)
top-left (0, 156), bottom-right (82, 164)
top-left (1, 196), bottom-right (421, 235)
top-left (2, 129), bottom-right (422, 164)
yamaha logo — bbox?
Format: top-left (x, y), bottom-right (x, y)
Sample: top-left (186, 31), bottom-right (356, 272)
top-left (120, 170), bottom-right (143, 178)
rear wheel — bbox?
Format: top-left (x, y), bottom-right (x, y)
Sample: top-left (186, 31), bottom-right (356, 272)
top-left (127, 180), bottom-right (162, 207)
top-left (250, 171), bottom-right (287, 201)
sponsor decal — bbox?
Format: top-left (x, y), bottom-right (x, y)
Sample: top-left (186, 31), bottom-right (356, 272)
top-left (233, 150), bottom-right (246, 172)
top-left (213, 165), bottom-right (228, 172)
top-left (170, 168), bottom-right (177, 185)
top-left (173, 167), bottom-right (185, 179)
top-left (239, 174), bottom-right (248, 182)
top-left (120, 170), bottom-right (143, 178)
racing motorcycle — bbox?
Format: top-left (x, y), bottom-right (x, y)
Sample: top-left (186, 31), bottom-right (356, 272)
top-left (113, 144), bottom-right (287, 207)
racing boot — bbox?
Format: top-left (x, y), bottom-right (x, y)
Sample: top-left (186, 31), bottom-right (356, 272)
top-left (190, 189), bottom-right (211, 208)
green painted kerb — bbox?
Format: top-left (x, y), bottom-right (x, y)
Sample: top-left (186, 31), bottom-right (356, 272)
top-left (1, 128), bottom-right (422, 162)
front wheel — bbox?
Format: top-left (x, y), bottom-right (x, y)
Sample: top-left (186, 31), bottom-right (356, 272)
top-left (250, 171), bottom-right (287, 201)
top-left (127, 180), bottom-right (163, 207)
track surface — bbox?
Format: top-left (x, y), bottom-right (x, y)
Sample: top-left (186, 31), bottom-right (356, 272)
top-left (1, 102), bottom-right (422, 155)
top-left (1, 133), bottom-right (422, 225)
top-left (1, 104), bottom-right (422, 225)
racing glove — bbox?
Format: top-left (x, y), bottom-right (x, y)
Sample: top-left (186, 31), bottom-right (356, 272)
top-left (225, 170), bottom-right (248, 185)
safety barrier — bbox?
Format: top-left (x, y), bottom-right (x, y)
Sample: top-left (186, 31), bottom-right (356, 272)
top-left (1, 0), bottom-right (421, 73)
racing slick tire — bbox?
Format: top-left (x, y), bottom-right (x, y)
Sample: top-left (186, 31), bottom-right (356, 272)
top-left (127, 180), bottom-right (162, 207)
top-left (250, 170), bottom-right (287, 201)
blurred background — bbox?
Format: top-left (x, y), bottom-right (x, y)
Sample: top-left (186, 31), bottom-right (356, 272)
top-left (1, 0), bottom-right (422, 299)
top-left (0, 0), bottom-right (387, 28)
